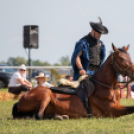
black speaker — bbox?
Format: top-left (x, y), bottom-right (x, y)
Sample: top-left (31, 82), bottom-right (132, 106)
top-left (23, 25), bottom-right (39, 49)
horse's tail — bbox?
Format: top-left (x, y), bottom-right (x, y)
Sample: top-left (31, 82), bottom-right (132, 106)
top-left (12, 102), bottom-right (21, 118)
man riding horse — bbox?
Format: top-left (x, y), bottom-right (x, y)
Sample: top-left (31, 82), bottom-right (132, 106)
top-left (71, 17), bottom-right (108, 80)
top-left (71, 18), bottom-right (108, 115)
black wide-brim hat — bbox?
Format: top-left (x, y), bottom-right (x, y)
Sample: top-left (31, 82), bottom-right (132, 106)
top-left (90, 18), bottom-right (108, 34)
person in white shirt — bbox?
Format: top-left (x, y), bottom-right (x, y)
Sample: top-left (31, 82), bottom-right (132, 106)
top-left (33, 72), bottom-right (53, 89)
top-left (8, 64), bottom-right (32, 95)
top-left (33, 72), bottom-right (69, 120)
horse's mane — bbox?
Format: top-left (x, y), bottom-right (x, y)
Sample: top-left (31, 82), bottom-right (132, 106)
top-left (118, 48), bottom-right (127, 53)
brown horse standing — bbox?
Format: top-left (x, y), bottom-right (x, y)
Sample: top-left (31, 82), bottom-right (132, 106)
top-left (12, 44), bottom-right (134, 119)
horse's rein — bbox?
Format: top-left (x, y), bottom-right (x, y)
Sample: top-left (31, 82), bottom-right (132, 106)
top-left (90, 77), bottom-right (118, 90)
top-left (89, 52), bottom-right (134, 90)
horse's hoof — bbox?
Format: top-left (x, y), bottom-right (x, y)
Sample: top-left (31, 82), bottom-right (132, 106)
top-left (61, 115), bottom-right (69, 120)
top-left (35, 114), bottom-right (44, 120)
top-left (53, 115), bottom-right (63, 121)
top-left (38, 114), bottom-right (44, 119)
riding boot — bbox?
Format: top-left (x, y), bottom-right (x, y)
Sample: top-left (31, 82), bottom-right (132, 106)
top-left (83, 95), bottom-right (93, 117)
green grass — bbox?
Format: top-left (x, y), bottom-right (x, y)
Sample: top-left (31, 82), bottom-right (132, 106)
top-left (0, 88), bottom-right (8, 92)
top-left (1, 100), bottom-right (134, 134)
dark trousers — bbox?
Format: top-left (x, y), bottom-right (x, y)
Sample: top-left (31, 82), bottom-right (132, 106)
top-left (8, 85), bottom-right (30, 95)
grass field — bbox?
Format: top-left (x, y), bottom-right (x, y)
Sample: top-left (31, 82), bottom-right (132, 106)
top-left (1, 99), bottom-right (134, 134)
top-left (0, 88), bottom-right (8, 92)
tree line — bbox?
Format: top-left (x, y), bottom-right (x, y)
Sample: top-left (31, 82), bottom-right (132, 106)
top-left (0, 56), bottom-right (71, 83)
top-left (0, 56), bottom-right (71, 66)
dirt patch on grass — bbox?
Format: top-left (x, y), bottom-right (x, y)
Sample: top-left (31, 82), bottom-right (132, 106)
top-left (0, 92), bottom-right (21, 101)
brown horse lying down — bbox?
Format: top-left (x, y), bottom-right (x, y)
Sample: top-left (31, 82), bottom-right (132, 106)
top-left (12, 44), bottom-right (134, 119)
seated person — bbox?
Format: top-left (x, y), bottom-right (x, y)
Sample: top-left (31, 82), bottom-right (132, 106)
top-left (65, 75), bottom-right (73, 82)
top-left (8, 64), bottom-right (32, 95)
top-left (33, 72), bottom-right (53, 88)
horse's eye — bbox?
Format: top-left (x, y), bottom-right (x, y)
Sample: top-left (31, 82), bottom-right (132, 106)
top-left (120, 57), bottom-right (124, 61)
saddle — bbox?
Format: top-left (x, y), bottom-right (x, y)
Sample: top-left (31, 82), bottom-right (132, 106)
top-left (50, 76), bottom-right (95, 97)
top-left (50, 85), bottom-right (76, 95)
top-left (50, 76), bottom-right (95, 117)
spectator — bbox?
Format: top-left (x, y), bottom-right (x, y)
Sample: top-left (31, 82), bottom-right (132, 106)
top-left (131, 84), bottom-right (134, 99)
top-left (117, 75), bottom-right (132, 99)
top-left (65, 75), bottom-right (73, 82)
top-left (33, 72), bottom-right (53, 88)
top-left (8, 64), bottom-right (32, 95)
top-left (117, 75), bottom-right (126, 98)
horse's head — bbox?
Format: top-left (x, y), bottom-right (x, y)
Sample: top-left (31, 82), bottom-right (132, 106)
top-left (112, 43), bottom-right (134, 81)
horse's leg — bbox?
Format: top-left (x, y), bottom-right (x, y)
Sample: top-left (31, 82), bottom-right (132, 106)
top-left (97, 104), bottom-right (134, 117)
top-left (35, 96), bottom-right (51, 120)
top-left (90, 96), bottom-right (134, 117)
top-left (90, 103), bottom-right (104, 117)
top-left (108, 105), bottom-right (134, 117)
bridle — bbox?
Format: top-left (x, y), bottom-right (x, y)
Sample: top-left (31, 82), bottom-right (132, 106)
top-left (89, 50), bottom-right (134, 103)
top-left (90, 51), bottom-right (134, 90)
top-left (112, 52), bottom-right (134, 86)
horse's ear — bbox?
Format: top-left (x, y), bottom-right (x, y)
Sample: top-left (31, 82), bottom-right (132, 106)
top-left (122, 45), bottom-right (129, 52)
top-left (125, 45), bottom-right (129, 52)
top-left (128, 44), bottom-right (130, 49)
top-left (112, 43), bottom-right (118, 51)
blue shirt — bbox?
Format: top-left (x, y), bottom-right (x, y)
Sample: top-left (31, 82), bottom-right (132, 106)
top-left (71, 39), bottom-right (106, 80)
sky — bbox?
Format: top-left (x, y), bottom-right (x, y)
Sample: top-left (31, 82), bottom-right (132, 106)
top-left (0, 0), bottom-right (134, 65)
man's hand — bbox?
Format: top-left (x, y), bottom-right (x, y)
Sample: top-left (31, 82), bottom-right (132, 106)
top-left (79, 69), bottom-right (86, 75)
top-left (24, 79), bottom-right (32, 89)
